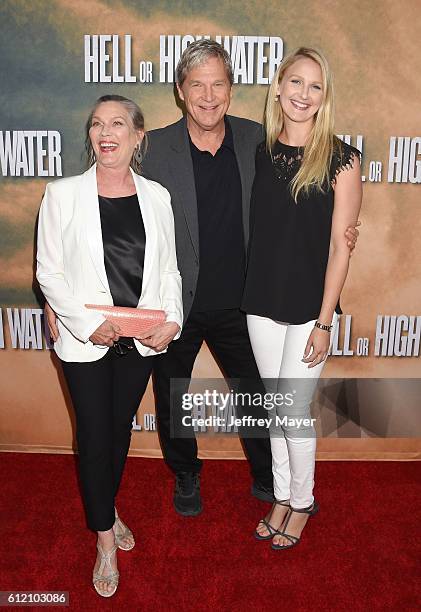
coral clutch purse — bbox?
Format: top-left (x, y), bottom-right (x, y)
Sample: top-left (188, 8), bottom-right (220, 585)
top-left (85, 304), bottom-right (166, 337)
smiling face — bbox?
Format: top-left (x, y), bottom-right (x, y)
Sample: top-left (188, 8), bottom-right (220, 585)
top-left (277, 56), bottom-right (324, 128)
top-left (177, 56), bottom-right (232, 133)
top-left (89, 101), bottom-right (143, 170)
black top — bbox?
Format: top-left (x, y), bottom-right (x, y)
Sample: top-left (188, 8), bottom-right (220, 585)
top-left (189, 119), bottom-right (245, 312)
top-left (98, 194), bottom-right (146, 308)
top-left (241, 139), bottom-right (360, 324)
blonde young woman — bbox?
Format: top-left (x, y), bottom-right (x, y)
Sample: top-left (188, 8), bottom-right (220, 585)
top-left (242, 48), bottom-right (362, 549)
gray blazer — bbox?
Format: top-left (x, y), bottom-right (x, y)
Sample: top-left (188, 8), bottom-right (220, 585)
top-left (142, 115), bottom-right (264, 320)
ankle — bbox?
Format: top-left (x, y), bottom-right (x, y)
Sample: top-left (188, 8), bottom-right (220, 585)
top-left (97, 529), bottom-right (115, 547)
top-left (290, 501), bottom-right (315, 513)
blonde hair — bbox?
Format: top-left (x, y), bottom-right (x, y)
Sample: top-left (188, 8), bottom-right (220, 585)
top-left (265, 47), bottom-right (339, 201)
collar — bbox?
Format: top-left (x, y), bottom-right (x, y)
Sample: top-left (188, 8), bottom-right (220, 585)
top-left (188, 116), bottom-right (234, 155)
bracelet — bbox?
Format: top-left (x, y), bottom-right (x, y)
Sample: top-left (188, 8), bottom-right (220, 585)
top-left (314, 321), bottom-right (333, 332)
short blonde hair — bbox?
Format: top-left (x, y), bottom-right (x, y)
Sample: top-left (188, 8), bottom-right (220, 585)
top-left (265, 47), bottom-right (338, 201)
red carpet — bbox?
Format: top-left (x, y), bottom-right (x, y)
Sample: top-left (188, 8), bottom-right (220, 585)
top-left (0, 453), bottom-right (420, 611)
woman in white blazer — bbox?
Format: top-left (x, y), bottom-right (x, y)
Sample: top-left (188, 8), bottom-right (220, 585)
top-left (36, 95), bottom-right (182, 597)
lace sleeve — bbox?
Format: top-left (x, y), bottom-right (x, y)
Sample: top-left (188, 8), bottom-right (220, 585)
top-left (330, 141), bottom-right (361, 184)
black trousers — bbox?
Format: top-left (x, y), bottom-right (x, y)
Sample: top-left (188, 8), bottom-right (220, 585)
top-left (62, 346), bottom-right (154, 531)
top-left (153, 309), bottom-right (273, 487)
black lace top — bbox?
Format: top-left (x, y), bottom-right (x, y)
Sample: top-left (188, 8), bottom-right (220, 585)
top-left (241, 139), bottom-right (360, 324)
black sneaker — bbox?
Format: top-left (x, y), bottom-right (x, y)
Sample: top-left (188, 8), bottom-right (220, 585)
top-left (174, 472), bottom-right (203, 516)
top-left (251, 481), bottom-right (275, 503)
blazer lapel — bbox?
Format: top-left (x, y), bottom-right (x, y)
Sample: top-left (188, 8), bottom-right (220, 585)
top-left (131, 171), bottom-right (157, 302)
top-left (168, 117), bottom-right (199, 260)
top-left (82, 164), bottom-right (111, 294)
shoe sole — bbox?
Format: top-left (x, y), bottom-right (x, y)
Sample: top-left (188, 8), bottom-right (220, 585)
top-left (271, 541), bottom-right (298, 550)
top-left (116, 540), bottom-right (135, 551)
top-left (174, 502), bottom-right (203, 517)
top-left (94, 585), bottom-right (118, 597)
top-left (254, 532), bottom-right (273, 541)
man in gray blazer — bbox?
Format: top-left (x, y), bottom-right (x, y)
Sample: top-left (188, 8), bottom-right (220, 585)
top-left (141, 40), bottom-right (274, 516)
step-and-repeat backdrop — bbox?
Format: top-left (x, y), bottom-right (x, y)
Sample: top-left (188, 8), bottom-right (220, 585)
top-left (1, 0), bottom-right (420, 459)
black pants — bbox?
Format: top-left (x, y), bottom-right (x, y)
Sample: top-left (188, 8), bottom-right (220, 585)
top-left (62, 346), bottom-right (154, 531)
top-left (153, 309), bottom-right (272, 487)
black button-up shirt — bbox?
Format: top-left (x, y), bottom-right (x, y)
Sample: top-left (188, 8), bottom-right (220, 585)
top-left (189, 120), bottom-right (245, 312)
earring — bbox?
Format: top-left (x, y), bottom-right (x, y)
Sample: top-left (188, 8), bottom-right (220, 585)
top-left (134, 144), bottom-right (142, 164)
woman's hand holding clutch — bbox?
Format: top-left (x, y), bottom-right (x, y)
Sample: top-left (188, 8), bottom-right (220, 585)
top-left (44, 302), bottom-right (179, 351)
top-left (89, 320), bottom-right (121, 347)
top-left (136, 321), bottom-right (180, 353)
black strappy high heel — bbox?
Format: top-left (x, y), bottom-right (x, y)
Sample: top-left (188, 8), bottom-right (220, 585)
top-left (254, 499), bottom-right (290, 541)
top-left (271, 500), bottom-right (320, 550)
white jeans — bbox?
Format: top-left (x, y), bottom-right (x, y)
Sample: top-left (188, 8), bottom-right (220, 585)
top-left (247, 313), bottom-right (339, 508)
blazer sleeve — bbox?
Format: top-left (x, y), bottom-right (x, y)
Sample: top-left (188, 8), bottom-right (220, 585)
top-left (36, 182), bottom-right (105, 343)
top-left (156, 188), bottom-right (183, 338)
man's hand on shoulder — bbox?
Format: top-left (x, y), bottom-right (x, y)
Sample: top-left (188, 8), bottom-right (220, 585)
top-left (345, 220), bottom-right (361, 256)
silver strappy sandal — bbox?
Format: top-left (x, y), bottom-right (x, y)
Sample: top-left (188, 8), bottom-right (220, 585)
top-left (92, 542), bottom-right (119, 597)
top-left (113, 507), bottom-right (135, 551)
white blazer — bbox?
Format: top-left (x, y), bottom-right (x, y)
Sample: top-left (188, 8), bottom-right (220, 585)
top-left (36, 164), bottom-right (183, 362)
